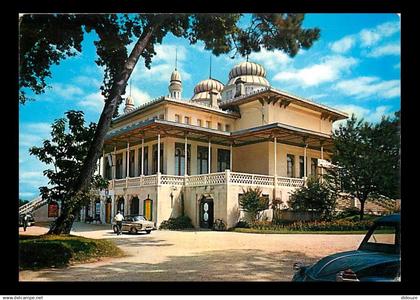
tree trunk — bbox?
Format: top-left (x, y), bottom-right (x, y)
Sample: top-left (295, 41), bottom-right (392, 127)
top-left (47, 24), bottom-right (157, 235)
top-left (359, 199), bottom-right (365, 221)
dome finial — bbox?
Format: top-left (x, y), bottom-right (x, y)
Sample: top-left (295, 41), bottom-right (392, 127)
top-left (209, 55), bottom-right (212, 79)
top-left (175, 47), bottom-right (178, 70)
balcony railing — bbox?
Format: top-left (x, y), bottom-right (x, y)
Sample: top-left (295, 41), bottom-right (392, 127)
top-left (110, 171), bottom-right (305, 189)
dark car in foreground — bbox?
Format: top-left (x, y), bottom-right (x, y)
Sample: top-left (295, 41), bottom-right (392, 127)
top-left (112, 215), bottom-right (155, 234)
top-left (292, 214), bottom-right (400, 282)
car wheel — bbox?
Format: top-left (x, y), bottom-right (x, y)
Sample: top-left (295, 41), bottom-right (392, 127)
top-left (112, 225), bottom-right (118, 233)
top-left (130, 227), bottom-right (138, 234)
top-left (146, 230), bottom-right (151, 234)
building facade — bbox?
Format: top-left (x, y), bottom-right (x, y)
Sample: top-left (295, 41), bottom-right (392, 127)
top-left (83, 61), bottom-right (348, 229)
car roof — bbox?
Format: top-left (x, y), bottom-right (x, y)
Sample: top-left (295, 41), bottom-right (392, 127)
top-left (375, 214), bottom-right (400, 224)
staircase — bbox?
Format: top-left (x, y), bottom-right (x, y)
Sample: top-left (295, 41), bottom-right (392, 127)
top-left (366, 195), bottom-right (398, 213)
top-left (19, 196), bottom-right (48, 215)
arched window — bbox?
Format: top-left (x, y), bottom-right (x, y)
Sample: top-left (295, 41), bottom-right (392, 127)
top-left (117, 197), bottom-right (125, 214)
top-left (143, 198), bottom-right (153, 221)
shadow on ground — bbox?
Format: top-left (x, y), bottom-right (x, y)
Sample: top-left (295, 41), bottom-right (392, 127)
top-left (21, 249), bottom-right (319, 281)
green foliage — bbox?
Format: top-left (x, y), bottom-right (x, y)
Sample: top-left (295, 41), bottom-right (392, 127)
top-left (246, 219), bottom-right (374, 232)
top-left (19, 199), bottom-right (29, 207)
top-left (235, 220), bottom-right (251, 228)
top-left (159, 215), bottom-right (194, 230)
top-left (239, 187), bottom-right (269, 222)
top-left (29, 111), bottom-right (108, 218)
top-left (289, 177), bottom-right (337, 219)
top-left (19, 234), bottom-right (123, 270)
top-left (326, 111), bottom-right (400, 220)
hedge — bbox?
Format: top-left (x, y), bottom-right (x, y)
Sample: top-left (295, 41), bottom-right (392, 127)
top-left (159, 216), bottom-right (194, 230)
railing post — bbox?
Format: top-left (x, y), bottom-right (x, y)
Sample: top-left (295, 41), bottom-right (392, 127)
top-left (252, 174), bottom-right (255, 185)
top-left (157, 173), bottom-right (161, 186)
top-left (225, 169), bottom-right (231, 185)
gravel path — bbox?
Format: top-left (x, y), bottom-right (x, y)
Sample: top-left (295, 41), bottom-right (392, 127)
top-left (19, 222), bottom-right (365, 281)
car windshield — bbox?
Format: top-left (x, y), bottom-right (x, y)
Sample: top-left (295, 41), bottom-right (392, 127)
top-left (131, 216), bottom-right (146, 221)
top-left (359, 223), bottom-right (399, 254)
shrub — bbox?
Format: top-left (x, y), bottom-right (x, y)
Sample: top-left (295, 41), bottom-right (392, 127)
top-left (247, 219), bottom-right (374, 232)
top-left (289, 177), bottom-right (337, 220)
top-left (19, 235), bottom-right (123, 270)
top-left (239, 187), bottom-right (269, 222)
top-left (235, 220), bottom-right (250, 228)
top-left (159, 215), bottom-right (194, 230)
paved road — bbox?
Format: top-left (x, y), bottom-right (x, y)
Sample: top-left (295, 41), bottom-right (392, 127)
top-left (19, 222), bottom-right (365, 281)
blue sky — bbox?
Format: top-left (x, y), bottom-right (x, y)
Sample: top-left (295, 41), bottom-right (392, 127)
top-left (19, 13), bottom-right (401, 200)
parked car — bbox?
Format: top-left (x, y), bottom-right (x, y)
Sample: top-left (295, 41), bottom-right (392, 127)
top-left (19, 213), bottom-right (35, 227)
top-left (292, 214), bottom-right (400, 282)
top-left (112, 215), bottom-right (155, 234)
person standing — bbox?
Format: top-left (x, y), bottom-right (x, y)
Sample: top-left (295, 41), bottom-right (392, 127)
top-left (114, 211), bottom-right (124, 235)
top-left (23, 214), bottom-right (29, 232)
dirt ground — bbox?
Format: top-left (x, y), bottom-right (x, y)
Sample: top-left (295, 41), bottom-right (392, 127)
top-left (19, 222), bottom-right (364, 281)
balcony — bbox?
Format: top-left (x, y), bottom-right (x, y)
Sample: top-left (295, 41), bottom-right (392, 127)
top-left (109, 171), bottom-right (305, 189)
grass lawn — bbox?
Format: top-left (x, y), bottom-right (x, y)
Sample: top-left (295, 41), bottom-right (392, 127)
top-left (19, 234), bottom-right (124, 270)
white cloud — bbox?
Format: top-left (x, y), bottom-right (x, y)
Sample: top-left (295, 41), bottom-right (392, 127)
top-left (366, 43), bottom-right (400, 58)
top-left (19, 170), bottom-right (48, 188)
top-left (359, 21), bottom-right (400, 47)
top-left (332, 104), bottom-right (393, 129)
top-left (78, 92), bottom-right (104, 113)
top-left (308, 93), bottom-right (328, 100)
top-left (248, 48), bottom-right (292, 70)
top-left (273, 55), bottom-right (357, 87)
top-left (132, 44), bottom-right (191, 83)
top-left (333, 76), bottom-right (400, 100)
top-left (19, 122), bottom-right (52, 147)
top-left (330, 36), bottom-right (356, 53)
top-left (19, 192), bottom-right (36, 199)
top-left (73, 75), bottom-right (101, 88)
top-left (49, 83), bottom-right (84, 100)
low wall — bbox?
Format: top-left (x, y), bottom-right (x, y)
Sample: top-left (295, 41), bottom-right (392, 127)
top-left (273, 210), bottom-right (321, 222)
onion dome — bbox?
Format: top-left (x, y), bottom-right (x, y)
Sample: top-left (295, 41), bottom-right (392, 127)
top-left (124, 95), bottom-right (135, 114)
top-left (191, 78), bottom-right (224, 102)
top-left (169, 69), bottom-right (182, 99)
top-left (225, 61), bottom-right (270, 87)
top-left (170, 69), bottom-right (181, 83)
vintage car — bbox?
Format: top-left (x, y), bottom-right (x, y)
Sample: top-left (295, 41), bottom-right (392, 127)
top-left (112, 215), bottom-right (155, 234)
top-left (292, 214), bottom-right (401, 282)
top-left (19, 213), bottom-right (35, 227)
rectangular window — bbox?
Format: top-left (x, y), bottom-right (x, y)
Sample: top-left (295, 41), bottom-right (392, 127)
top-left (152, 143), bottom-right (164, 174)
top-left (184, 116), bottom-right (190, 124)
top-left (287, 154), bottom-right (295, 178)
top-left (311, 158), bottom-right (318, 178)
top-left (217, 123), bottom-right (223, 131)
top-left (217, 149), bottom-right (231, 172)
top-left (197, 146), bottom-right (209, 174)
top-left (105, 154), bottom-right (112, 180)
top-left (225, 124), bottom-right (231, 132)
top-left (299, 156), bottom-right (305, 178)
top-left (206, 121), bottom-right (211, 128)
top-left (197, 119), bottom-right (202, 127)
top-left (175, 143), bottom-right (191, 175)
top-left (129, 150), bottom-right (135, 177)
top-left (116, 153), bottom-right (123, 179)
top-left (175, 114), bottom-right (180, 123)
top-left (159, 114), bottom-right (164, 120)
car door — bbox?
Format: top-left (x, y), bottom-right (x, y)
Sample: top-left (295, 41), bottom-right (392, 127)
top-left (122, 217), bottom-right (131, 231)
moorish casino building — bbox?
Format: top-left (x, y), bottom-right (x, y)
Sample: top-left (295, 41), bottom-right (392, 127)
top-left (83, 61), bottom-right (348, 229)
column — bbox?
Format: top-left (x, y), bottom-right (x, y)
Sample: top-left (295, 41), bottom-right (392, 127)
top-left (101, 150), bottom-right (105, 176)
top-left (208, 139), bottom-right (211, 174)
top-left (303, 139), bottom-right (308, 184)
top-left (184, 134), bottom-right (188, 176)
top-left (320, 142), bottom-right (324, 183)
top-left (230, 142), bottom-right (233, 171)
top-left (126, 142), bottom-right (130, 178)
top-left (111, 195), bottom-right (115, 218)
top-left (141, 138), bottom-right (145, 176)
top-left (157, 133), bottom-right (161, 174)
top-left (274, 136), bottom-right (277, 176)
top-left (112, 146), bottom-right (117, 179)
top-left (134, 147), bottom-right (138, 177)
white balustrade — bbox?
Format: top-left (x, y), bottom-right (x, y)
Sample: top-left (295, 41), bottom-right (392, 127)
top-left (110, 172), bottom-right (304, 189)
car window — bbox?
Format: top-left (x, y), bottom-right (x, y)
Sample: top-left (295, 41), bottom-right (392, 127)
top-left (359, 224), bottom-right (399, 254)
top-left (133, 216), bottom-right (146, 221)
top-left (367, 225), bottom-right (396, 245)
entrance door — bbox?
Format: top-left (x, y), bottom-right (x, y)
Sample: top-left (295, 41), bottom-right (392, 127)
top-left (199, 197), bottom-right (214, 228)
top-left (144, 199), bottom-right (153, 221)
top-left (131, 197), bottom-right (140, 215)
